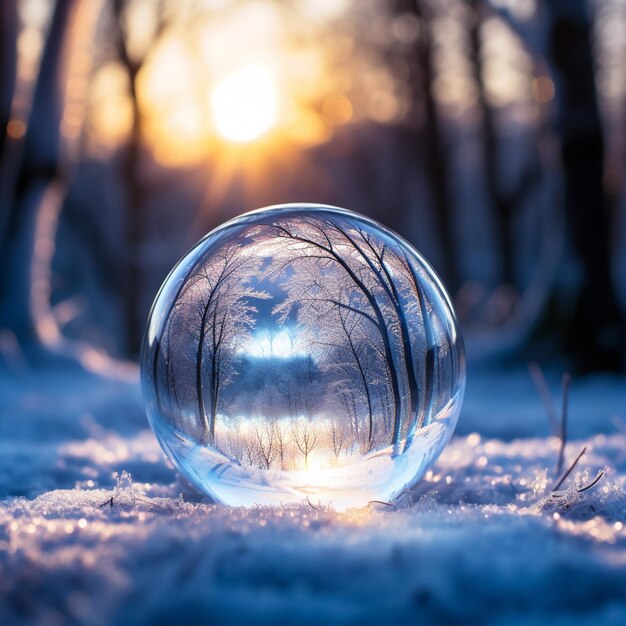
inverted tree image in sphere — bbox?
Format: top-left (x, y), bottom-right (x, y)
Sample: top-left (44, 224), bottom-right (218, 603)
top-left (141, 204), bottom-right (465, 509)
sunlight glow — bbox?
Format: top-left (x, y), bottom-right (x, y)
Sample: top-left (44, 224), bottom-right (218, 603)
top-left (211, 65), bottom-right (278, 142)
top-left (305, 450), bottom-right (327, 474)
top-left (80, 0), bottom-right (383, 163)
top-left (243, 328), bottom-right (304, 359)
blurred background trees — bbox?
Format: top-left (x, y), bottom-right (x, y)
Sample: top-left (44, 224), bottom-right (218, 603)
top-left (0, 0), bottom-right (624, 372)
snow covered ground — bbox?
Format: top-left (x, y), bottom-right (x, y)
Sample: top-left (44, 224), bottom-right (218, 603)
top-left (1, 362), bottom-right (626, 625)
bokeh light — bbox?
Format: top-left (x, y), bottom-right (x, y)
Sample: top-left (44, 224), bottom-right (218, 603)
top-left (211, 65), bottom-right (279, 143)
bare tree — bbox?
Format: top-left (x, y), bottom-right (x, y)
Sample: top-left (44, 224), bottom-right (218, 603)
top-left (178, 242), bottom-right (267, 443)
top-left (0, 1), bottom-right (17, 188)
top-left (0, 1), bottom-right (96, 356)
top-left (409, 0), bottom-right (459, 291)
top-left (292, 418), bottom-right (320, 470)
top-left (112, 0), bottom-right (169, 355)
top-left (240, 427), bottom-right (257, 467)
top-left (255, 422), bottom-right (277, 469)
top-left (273, 420), bottom-right (290, 470)
top-left (224, 419), bottom-right (245, 463)
top-left (466, 0), bottom-right (543, 291)
top-left (547, 0), bottom-right (624, 371)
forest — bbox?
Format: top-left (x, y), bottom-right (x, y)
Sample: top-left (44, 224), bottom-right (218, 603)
top-left (146, 208), bottom-right (460, 474)
top-left (0, 0), bottom-right (624, 370)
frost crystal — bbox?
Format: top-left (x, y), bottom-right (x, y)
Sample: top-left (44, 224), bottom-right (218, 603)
top-left (141, 204), bottom-right (465, 508)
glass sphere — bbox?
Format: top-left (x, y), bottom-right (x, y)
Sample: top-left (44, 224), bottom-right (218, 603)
top-left (141, 204), bottom-right (465, 509)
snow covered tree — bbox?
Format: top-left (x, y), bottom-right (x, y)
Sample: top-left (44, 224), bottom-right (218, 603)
top-left (328, 417), bottom-right (349, 461)
top-left (318, 305), bottom-right (380, 450)
top-left (256, 214), bottom-right (438, 448)
top-left (174, 241), bottom-right (268, 443)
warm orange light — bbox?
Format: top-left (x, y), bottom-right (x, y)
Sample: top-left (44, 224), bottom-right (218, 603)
top-left (210, 65), bottom-right (278, 143)
top-left (322, 94), bottom-right (353, 126)
top-left (85, 4), bottom-right (357, 162)
top-left (7, 118), bottom-right (27, 139)
top-left (531, 76), bottom-right (555, 104)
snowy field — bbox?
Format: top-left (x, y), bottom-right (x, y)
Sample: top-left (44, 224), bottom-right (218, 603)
top-left (2, 363), bottom-right (626, 625)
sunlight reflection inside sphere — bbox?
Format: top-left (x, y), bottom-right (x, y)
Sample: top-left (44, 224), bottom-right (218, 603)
top-left (211, 65), bottom-right (279, 142)
top-left (242, 328), bottom-right (305, 359)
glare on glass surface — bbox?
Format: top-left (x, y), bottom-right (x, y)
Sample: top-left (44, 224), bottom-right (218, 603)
top-left (141, 204), bottom-right (465, 509)
top-left (210, 65), bottom-right (278, 142)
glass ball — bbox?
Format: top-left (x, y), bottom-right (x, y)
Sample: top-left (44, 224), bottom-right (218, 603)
top-left (141, 204), bottom-right (465, 509)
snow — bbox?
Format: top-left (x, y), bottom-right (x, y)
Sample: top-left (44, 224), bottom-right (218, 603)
top-left (159, 406), bottom-right (452, 509)
top-left (2, 363), bottom-right (626, 625)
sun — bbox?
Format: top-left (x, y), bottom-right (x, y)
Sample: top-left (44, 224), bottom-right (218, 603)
top-left (210, 65), bottom-right (279, 143)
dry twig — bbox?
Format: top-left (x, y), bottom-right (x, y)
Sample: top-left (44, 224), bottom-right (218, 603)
top-left (556, 373), bottom-right (571, 476)
top-left (576, 470), bottom-right (605, 493)
top-left (528, 362), bottom-right (560, 434)
top-left (306, 497), bottom-right (320, 511)
top-left (552, 446), bottom-right (586, 491)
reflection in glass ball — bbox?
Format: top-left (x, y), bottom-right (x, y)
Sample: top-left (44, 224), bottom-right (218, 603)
top-left (141, 204), bottom-right (465, 509)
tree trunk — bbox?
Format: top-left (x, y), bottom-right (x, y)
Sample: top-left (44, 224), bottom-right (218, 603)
top-left (547, 1), bottom-right (624, 371)
top-left (123, 92), bottom-right (144, 356)
top-left (341, 314), bottom-right (374, 447)
top-left (468, 0), bottom-right (515, 287)
top-left (209, 321), bottom-right (219, 442)
top-left (196, 302), bottom-right (211, 439)
top-left (0, 0), bottom-right (80, 351)
top-left (113, 0), bottom-right (145, 357)
top-left (411, 0), bottom-right (460, 291)
top-left (327, 223), bottom-right (414, 445)
top-left (0, 0), bottom-right (17, 170)
top-left (404, 256), bottom-right (437, 439)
